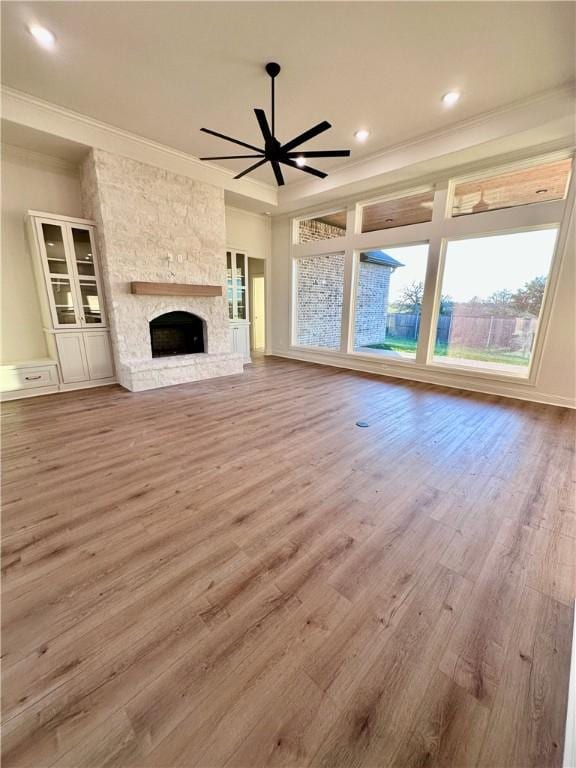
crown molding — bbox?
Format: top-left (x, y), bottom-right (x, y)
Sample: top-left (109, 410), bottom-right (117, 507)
top-left (278, 82), bottom-right (576, 208)
top-left (1, 86), bottom-right (278, 207)
top-left (1, 141), bottom-right (79, 176)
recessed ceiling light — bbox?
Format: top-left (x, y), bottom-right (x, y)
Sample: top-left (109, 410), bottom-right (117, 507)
top-left (442, 91), bottom-right (461, 107)
top-left (295, 156), bottom-right (306, 167)
top-left (29, 25), bottom-right (56, 49)
top-left (354, 129), bottom-right (370, 142)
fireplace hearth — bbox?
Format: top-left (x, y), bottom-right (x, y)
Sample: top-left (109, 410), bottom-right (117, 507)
top-left (150, 311), bottom-right (205, 357)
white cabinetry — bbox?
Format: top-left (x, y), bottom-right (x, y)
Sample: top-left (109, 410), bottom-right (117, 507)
top-left (27, 211), bottom-right (116, 391)
top-left (0, 359), bottom-right (59, 401)
top-left (227, 249), bottom-right (251, 362)
top-left (230, 321), bottom-right (251, 361)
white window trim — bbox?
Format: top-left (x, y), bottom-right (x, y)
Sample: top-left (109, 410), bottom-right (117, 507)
top-left (446, 148), bottom-right (573, 220)
top-left (288, 151), bottom-right (575, 387)
top-left (354, 184), bottom-right (435, 235)
top-left (292, 207), bottom-right (347, 245)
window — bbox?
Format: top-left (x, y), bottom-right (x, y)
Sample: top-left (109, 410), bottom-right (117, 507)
top-left (297, 211), bottom-right (346, 244)
top-left (432, 228), bottom-right (558, 375)
top-left (360, 191), bottom-right (434, 233)
top-left (353, 244), bottom-right (429, 359)
top-left (295, 253), bottom-right (345, 348)
top-left (451, 158), bottom-right (572, 217)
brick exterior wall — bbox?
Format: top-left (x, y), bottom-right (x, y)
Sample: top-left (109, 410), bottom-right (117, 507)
top-left (296, 254), bottom-right (393, 349)
top-left (354, 261), bottom-right (393, 346)
top-left (296, 253), bottom-right (345, 348)
top-left (298, 218), bottom-right (346, 243)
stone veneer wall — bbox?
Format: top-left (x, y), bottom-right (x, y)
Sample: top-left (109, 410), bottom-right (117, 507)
top-left (81, 148), bottom-right (243, 391)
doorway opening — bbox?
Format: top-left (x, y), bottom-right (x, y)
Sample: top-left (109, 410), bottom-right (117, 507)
top-left (248, 257), bottom-right (266, 353)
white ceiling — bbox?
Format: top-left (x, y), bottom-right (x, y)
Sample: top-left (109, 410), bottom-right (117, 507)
top-left (2, 2), bottom-right (574, 186)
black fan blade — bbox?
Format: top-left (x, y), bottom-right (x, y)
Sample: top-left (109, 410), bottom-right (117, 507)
top-left (201, 127), bottom-right (263, 153)
top-left (254, 109), bottom-right (273, 144)
top-left (234, 158), bottom-right (268, 180)
top-left (271, 160), bottom-right (285, 186)
top-left (285, 150), bottom-right (350, 158)
top-left (199, 154), bottom-right (264, 160)
top-left (280, 158), bottom-right (327, 179)
top-left (281, 121), bottom-right (332, 153)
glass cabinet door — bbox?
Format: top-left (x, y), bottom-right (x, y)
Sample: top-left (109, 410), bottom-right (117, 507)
top-left (226, 251), bottom-right (234, 319)
top-left (235, 253), bottom-right (247, 320)
top-left (78, 280), bottom-right (102, 324)
top-left (50, 278), bottom-right (77, 325)
top-left (69, 227), bottom-right (105, 327)
top-left (36, 219), bottom-right (106, 329)
top-left (41, 223), bottom-right (70, 276)
top-left (71, 228), bottom-right (96, 276)
top-left (226, 251), bottom-right (248, 320)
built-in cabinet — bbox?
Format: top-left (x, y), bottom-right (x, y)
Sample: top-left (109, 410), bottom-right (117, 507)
top-left (27, 212), bottom-right (115, 389)
top-left (227, 249), bottom-right (251, 362)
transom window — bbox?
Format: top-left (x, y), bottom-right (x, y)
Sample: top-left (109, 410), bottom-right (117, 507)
top-left (451, 158), bottom-right (572, 217)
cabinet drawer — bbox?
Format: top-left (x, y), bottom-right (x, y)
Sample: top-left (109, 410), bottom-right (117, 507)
top-left (1, 365), bottom-right (58, 391)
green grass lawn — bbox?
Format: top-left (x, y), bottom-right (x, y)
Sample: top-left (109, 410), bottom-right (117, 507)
top-left (365, 336), bottom-right (530, 367)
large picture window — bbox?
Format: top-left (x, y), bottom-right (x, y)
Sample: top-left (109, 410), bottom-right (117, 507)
top-left (295, 253), bottom-right (345, 349)
top-left (291, 152), bottom-right (570, 382)
top-left (432, 228), bottom-right (559, 375)
top-left (353, 244), bottom-right (429, 359)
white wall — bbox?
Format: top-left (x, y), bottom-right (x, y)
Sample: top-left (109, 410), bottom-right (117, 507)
top-left (1, 145), bottom-right (83, 363)
top-left (225, 206), bottom-right (271, 260)
top-left (269, 195), bottom-right (576, 409)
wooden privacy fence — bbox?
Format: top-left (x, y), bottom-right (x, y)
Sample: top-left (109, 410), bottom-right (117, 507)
top-left (386, 312), bottom-right (538, 353)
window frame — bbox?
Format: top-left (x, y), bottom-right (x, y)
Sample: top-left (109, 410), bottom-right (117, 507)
top-left (292, 207), bottom-right (348, 246)
top-left (424, 223), bottom-right (562, 381)
top-left (288, 150), bottom-right (575, 386)
top-left (446, 150), bottom-right (573, 220)
top-left (355, 185), bottom-right (435, 235)
top-left (291, 249), bottom-right (347, 352)
top-left (348, 240), bottom-right (431, 362)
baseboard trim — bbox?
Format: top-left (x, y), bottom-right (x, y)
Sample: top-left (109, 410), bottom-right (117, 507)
top-left (270, 348), bottom-right (576, 409)
top-left (59, 378), bottom-right (117, 392)
top-left (1, 385), bottom-right (60, 401)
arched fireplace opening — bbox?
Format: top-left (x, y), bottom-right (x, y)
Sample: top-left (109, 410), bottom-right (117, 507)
top-left (150, 311), bottom-right (205, 357)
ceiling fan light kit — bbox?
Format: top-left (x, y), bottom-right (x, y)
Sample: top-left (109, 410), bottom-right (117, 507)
top-left (199, 62), bottom-right (351, 186)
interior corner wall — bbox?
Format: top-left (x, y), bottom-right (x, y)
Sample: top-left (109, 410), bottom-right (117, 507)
top-left (225, 206), bottom-right (271, 260)
top-left (1, 146), bottom-right (83, 364)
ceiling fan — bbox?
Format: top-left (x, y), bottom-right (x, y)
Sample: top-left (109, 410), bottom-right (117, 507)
top-left (199, 62), bottom-right (351, 186)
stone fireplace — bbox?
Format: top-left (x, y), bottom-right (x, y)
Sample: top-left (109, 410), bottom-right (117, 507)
top-left (150, 311), bottom-right (205, 357)
top-left (80, 149), bottom-right (243, 391)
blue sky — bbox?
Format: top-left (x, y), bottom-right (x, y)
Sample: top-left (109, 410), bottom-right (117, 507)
top-left (384, 227), bottom-right (558, 304)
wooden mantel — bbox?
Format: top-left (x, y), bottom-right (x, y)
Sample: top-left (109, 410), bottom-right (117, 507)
top-left (130, 281), bottom-right (223, 297)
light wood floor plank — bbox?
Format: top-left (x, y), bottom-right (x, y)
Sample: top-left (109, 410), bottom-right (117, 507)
top-left (1, 357), bottom-right (574, 768)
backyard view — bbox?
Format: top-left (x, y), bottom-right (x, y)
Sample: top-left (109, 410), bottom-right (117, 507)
top-left (356, 229), bottom-right (558, 374)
